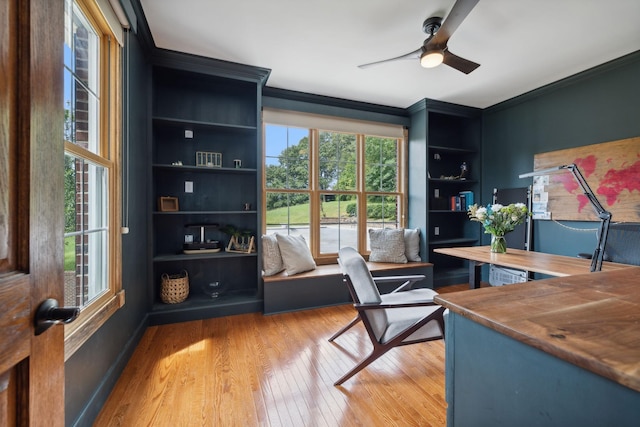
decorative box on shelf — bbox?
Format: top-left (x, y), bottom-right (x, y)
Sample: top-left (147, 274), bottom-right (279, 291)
top-left (196, 151), bottom-right (222, 168)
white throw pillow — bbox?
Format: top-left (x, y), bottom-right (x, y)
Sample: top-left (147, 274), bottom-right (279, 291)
top-left (275, 234), bottom-right (316, 275)
top-left (368, 228), bottom-right (408, 263)
top-left (404, 228), bottom-right (421, 262)
top-left (261, 234), bottom-right (284, 276)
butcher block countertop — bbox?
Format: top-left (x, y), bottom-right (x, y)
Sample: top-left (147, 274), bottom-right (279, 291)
top-left (434, 245), bottom-right (632, 277)
top-left (434, 267), bottom-right (640, 392)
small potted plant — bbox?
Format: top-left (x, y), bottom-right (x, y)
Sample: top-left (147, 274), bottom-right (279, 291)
top-left (220, 225), bottom-right (255, 253)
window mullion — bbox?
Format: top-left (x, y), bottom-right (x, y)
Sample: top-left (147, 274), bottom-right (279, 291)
top-left (399, 132), bottom-right (408, 228)
top-left (309, 129), bottom-right (320, 257)
top-left (356, 134), bottom-right (366, 253)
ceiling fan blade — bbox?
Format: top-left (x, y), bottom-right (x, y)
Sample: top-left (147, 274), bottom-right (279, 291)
top-left (442, 50), bottom-right (480, 74)
top-left (429, 0), bottom-right (479, 47)
top-left (358, 48), bottom-right (422, 69)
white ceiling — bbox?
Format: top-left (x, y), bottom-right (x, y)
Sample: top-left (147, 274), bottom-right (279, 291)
top-left (139, 0), bottom-right (640, 109)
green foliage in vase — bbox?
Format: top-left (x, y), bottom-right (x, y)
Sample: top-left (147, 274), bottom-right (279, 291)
top-left (468, 203), bottom-right (529, 236)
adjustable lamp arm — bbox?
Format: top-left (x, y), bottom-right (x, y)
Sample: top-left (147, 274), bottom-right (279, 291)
top-left (519, 164), bottom-right (612, 272)
top-left (562, 164), bottom-right (607, 218)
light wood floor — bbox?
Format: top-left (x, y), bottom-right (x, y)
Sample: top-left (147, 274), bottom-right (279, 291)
top-left (94, 284), bottom-right (472, 427)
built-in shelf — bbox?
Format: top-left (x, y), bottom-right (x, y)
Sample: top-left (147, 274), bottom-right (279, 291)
top-left (153, 164), bottom-right (257, 173)
top-left (152, 116), bottom-right (257, 131)
top-left (154, 210), bottom-right (256, 215)
top-left (148, 290), bottom-right (263, 325)
top-left (418, 105), bottom-right (482, 288)
top-left (430, 237), bottom-right (478, 246)
top-left (429, 145), bottom-right (476, 154)
top-left (151, 289), bottom-right (261, 310)
top-left (150, 62), bottom-right (264, 324)
top-left (154, 251), bottom-right (257, 263)
top-left (429, 178), bottom-right (477, 184)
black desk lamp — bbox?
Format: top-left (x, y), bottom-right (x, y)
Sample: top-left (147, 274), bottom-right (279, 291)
top-left (519, 164), bottom-right (612, 272)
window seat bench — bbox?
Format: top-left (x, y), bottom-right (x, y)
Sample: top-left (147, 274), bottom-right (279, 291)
top-left (262, 261), bottom-right (434, 315)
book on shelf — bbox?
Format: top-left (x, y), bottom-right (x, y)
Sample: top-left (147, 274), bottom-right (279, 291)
top-left (459, 193), bottom-right (467, 211)
top-left (450, 195), bottom-right (461, 211)
top-left (450, 191), bottom-right (475, 211)
top-left (459, 191), bottom-right (474, 206)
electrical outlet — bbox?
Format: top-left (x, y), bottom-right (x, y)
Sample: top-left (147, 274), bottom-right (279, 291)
top-left (434, 226), bottom-right (440, 236)
top-left (185, 181), bottom-right (193, 193)
top-left (184, 129), bottom-right (193, 139)
top-left (434, 188), bottom-right (440, 198)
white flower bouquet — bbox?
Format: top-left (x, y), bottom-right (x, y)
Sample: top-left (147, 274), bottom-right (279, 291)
top-left (467, 203), bottom-right (529, 252)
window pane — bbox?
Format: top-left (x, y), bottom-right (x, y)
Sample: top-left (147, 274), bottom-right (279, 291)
top-left (365, 195), bottom-right (400, 250)
top-left (318, 131), bottom-right (356, 191)
top-left (319, 194), bottom-right (358, 254)
top-left (265, 192), bottom-right (310, 242)
top-left (265, 125), bottom-right (310, 189)
top-left (64, 154), bottom-right (108, 307)
top-left (365, 136), bottom-right (398, 192)
top-left (63, 0), bottom-right (100, 153)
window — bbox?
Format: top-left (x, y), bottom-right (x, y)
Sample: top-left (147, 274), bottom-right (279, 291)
top-left (263, 110), bottom-right (406, 263)
top-left (63, 0), bottom-right (124, 358)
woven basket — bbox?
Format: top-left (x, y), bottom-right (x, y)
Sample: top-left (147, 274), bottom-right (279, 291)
top-left (160, 270), bottom-right (189, 304)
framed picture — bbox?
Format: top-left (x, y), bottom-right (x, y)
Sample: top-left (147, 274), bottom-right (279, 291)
top-left (158, 196), bottom-right (179, 212)
top-left (196, 151), bottom-right (222, 168)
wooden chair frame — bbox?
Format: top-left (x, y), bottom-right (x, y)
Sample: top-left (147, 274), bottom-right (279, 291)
top-left (331, 249), bottom-right (445, 386)
top-left (328, 273), bottom-right (428, 341)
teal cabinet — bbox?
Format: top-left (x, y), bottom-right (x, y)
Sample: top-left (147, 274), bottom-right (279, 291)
top-left (408, 100), bottom-right (482, 286)
top-left (149, 53), bottom-right (269, 324)
top-left (445, 313), bottom-right (640, 426)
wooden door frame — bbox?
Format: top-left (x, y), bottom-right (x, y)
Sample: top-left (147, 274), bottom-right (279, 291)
top-left (14, 0), bottom-right (65, 424)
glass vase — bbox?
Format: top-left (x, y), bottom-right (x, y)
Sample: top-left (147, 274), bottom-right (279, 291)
top-left (490, 234), bottom-right (507, 253)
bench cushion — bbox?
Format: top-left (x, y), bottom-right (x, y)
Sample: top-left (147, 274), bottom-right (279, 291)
top-left (263, 261), bottom-right (433, 314)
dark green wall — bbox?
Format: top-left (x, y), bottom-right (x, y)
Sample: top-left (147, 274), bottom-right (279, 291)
top-left (65, 28), bottom-right (150, 426)
top-left (482, 52), bottom-right (640, 257)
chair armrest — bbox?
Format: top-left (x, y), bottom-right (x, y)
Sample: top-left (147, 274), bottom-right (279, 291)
top-left (372, 275), bottom-right (425, 284)
top-left (373, 275), bottom-right (425, 292)
top-left (355, 299), bottom-right (438, 310)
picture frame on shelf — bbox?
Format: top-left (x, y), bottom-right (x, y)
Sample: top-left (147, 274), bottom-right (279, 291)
top-left (196, 151), bottom-right (222, 168)
top-left (158, 196), bottom-right (179, 212)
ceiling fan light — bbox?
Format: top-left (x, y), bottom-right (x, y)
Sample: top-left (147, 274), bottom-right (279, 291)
top-left (421, 51), bottom-right (444, 68)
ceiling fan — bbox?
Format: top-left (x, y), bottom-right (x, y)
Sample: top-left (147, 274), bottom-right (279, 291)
top-left (358, 0), bottom-right (480, 74)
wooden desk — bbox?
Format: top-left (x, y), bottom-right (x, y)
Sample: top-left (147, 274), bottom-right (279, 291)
top-left (434, 246), bottom-right (632, 288)
top-left (434, 268), bottom-right (640, 426)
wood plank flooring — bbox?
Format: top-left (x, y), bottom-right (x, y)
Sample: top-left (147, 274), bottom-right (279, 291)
top-left (95, 284), bottom-right (472, 427)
